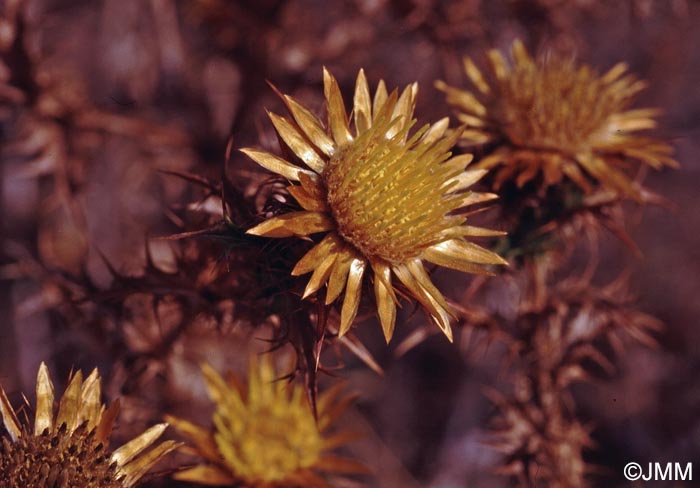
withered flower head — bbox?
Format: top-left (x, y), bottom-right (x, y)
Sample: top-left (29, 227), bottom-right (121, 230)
top-left (167, 356), bottom-right (364, 487)
top-left (244, 68), bottom-right (507, 343)
top-left (0, 363), bottom-right (179, 487)
top-left (437, 40), bottom-right (678, 198)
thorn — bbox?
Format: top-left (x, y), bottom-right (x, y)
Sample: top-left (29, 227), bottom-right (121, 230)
top-left (157, 169), bottom-right (216, 190)
top-left (224, 136), bottom-right (234, 164)
top-left (95, 249), bottom-right (121, 279)
top-left (144, 235), bottom-right (155, 270)
top-left (266, 80), bottom-right (285, 101)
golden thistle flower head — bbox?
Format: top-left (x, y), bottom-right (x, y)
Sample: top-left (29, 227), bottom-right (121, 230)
top-left (243, 68), bottom-right (507, 342)
top-left (0, 363), bottom-right (179, 487)
top-left (437, 40), bottom-right (678, 198)
top-left (167, 356), bottom-right (364, 487)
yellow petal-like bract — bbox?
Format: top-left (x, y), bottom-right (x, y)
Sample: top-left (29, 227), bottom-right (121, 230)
top-left (168, 356), bottom-right (364, 487)
top-left (437, 40), bottom-right (678, 198)
top-left (244, 68), bottom-right (507, 342)
top-left (0, 363), bottom-right (178, 487)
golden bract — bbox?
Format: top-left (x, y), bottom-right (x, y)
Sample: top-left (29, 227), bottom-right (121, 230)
top-left (243, 68), bottom-right (507, 343)
top-left (167, 357), bottom-right (364, 487)
top-left (437, 40), bottom-right (678, 198)
top-left (0, 363), bottom-right (178, 488)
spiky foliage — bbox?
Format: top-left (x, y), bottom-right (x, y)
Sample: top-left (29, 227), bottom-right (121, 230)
top-left (437, 40), bottom-right (677, 199)
top-left (0, 363), bottom-right (179, 487)
top-left (487, 388), bottom-right (594, 488)
top-left (244, 68), bottom-right (506, 343)
top-left (167, 356), bottom-right (364, 487)
top-left (459, 256), bottom-right (663, 487)
top-left (488, 178), bottom-right (656, 261)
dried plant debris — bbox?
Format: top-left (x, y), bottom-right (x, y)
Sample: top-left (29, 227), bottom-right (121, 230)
top-left (1, 1), bottom-right (192, 275)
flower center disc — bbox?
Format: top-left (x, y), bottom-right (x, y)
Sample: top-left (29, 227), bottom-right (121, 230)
top-left (324, 142), bottom-right (416, 262)
top-left (0, 425), bottom-right (121, 488)
top-left (323, 126), bottom-right (460, 264)
top-left (498, 62), bottom-right (624, 154)
top-left (215, 405), bottom-right (323, 483)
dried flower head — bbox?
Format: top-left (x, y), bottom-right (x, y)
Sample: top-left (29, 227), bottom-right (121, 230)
top-left (167, 356), bottom-right (364, 487)
top-left (244, 68), bottom-right (507, 342)
top-left (437, 40), bottom-right (678, 198)
top-left (0, 363), bottom-right (179, 487)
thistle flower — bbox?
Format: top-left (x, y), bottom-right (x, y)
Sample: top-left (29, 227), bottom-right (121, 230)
top-left (167, 356), bottom-right (364, 487)
top-left (437, 40), bottom-right (678, 198)
top-left (0, 363), bottom-right (179, 487)
top-left (243, 68), bottom-right (507, 343)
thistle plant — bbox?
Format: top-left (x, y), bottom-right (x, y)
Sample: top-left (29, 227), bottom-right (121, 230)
top-left (0, 363), bottom-right (179, 487)
top-left (0, 4), bottom-right (687, 488)
top-left (456, 250), bottom-right (664, 486)
top-left (244, 67), bottom-right (506, 343)
top-left (167, 355), bottom-right (364, 487)
top-left (432, 37), bottom-right (677, 488)
top-left (437, 40), bottom-right (677, 199)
